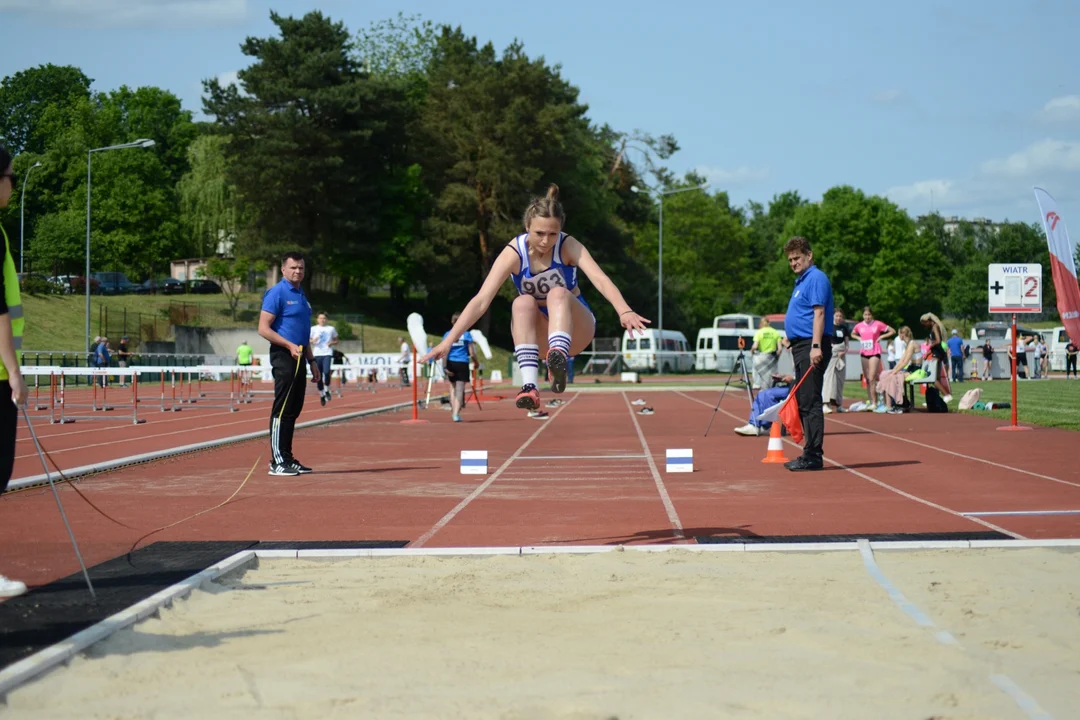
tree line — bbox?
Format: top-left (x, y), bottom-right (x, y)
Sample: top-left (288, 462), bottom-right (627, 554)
top-left (0, 10), bottom-right (1061, 349)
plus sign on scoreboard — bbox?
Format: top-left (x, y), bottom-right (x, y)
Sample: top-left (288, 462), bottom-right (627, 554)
top-left (988, 263), bottom-right (1042, 314)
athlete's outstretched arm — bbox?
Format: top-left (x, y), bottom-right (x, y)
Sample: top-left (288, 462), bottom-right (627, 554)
top-left (421, 247), bottom-right (520, 363)
top-left (562, 236), bottom-right (650, 335)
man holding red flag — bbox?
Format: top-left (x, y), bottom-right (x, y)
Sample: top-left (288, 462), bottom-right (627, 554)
top-left (780, 236), bottom-right (833, 471)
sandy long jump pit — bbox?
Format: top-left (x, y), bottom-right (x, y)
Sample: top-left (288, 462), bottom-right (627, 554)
top-left (4, 546), bottom-right (1080, 719)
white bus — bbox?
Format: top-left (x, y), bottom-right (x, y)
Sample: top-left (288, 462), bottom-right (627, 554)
top-left (695, 314), bottom-right (762, 372)
top-left (621, 329), bottom-right (695, 373)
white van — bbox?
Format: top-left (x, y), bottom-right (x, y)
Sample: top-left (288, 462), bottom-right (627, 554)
top-left (1048, 326), bottom-right (1070, 372)
top-left (621, 329), bottom-right (695, 373)
top-left (695, 313), bottom-right (762, 372)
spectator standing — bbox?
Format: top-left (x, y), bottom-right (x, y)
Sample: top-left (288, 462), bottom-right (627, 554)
top-left (309, 312), bottom-right (339, 406)
top-left (1, 144), bottom-right (30, 597)
top-left (397, 336), bottom-right (411, 387)
top-left (95, 336), bottom-right (111, 388)
top-left (851, 306), bottom-right (895, 411)
top-left (1038, 338), bottom-right (1049, 379)
top-left (781, 236), bottom-right (833, 472)
top-left (750, 317), bottom-right (783, 390)
top-left (117, 335), bottom-right (132, 387)
top-left (258, 251), bottom-right (320, 477)
top-left (1066, 339), bottom-right (1078, 379)
top-left (822, 308), bottom-right (849, 414)
top-left (946, 329), bottom-right (965, 384)
top-left (980, 339), bottom-right (994, 381)
top-left (919, 313), bottom-right (952, 402)
top-left (441, 312), bottom-right (479, 423)
top-left (1008, 334), bottom-right (1028, 379)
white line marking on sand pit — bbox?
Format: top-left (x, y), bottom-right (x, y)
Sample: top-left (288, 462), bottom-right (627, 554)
top-left (410, 393), bottom-right (581, 548)
top-left (622, 392), bottom-right (685, 540)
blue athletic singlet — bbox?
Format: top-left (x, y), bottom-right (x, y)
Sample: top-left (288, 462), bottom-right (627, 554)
top-left (510, 232), bottom-right (579, 300)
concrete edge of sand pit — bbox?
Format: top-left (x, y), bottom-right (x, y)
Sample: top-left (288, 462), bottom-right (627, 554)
top-left (0, 550), bottom-right (258, 700)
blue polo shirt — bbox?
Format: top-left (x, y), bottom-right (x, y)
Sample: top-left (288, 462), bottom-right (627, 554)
top-left (946, 335), bottom-right (964, 357)
top-left (785, 265), bottom-right (834, 340)
top-left (443, 330), bottom-right (474, 363)
top-left (262, 279), bottom-right (312, 347)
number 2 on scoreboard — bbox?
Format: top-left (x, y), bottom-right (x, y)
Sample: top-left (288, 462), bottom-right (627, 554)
top-left (1024, 276), bottom-right (1038, 298)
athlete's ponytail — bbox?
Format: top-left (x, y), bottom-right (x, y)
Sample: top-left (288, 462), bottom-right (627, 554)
top-left (523, 183), bottom-right (566, 229)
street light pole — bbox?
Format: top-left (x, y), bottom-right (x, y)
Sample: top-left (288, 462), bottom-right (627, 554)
top-left (631, 182), bottom-right (709, 338)
top-left (85, 139), bottom-right (156, 352)
top-left (19, 161), bottom-right (43, 273)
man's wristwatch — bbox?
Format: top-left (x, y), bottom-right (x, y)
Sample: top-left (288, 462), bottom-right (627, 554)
top-left (812, 343), bottom-right (820, 349)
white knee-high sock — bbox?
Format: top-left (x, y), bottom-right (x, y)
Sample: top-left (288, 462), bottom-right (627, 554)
top-left (515, 344), bottom-right (539, 387)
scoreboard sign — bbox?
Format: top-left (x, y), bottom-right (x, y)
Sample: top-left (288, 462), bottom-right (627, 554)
top-left (988, 263), bottom-right (1042, 314)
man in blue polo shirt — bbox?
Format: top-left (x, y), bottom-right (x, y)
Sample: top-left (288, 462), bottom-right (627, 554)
top-left (259, 251), bottom-right (320, 476)
top-left (783, 236), bottom-right (833, 471)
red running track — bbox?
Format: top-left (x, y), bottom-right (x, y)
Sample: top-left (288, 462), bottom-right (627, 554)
top-left (2, 388), bottom-right (1079, 589)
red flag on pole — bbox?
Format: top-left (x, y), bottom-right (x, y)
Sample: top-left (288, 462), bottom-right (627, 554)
top-left (778, 372), bottom-right (812, 445)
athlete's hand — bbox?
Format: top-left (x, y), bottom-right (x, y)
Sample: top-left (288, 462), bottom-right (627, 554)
top-left (620, 311), bottom-right (651, 337)
top-left (422, 341), bottom-right (450, 364)
top-left (9, 374), bottom-right (27, 407)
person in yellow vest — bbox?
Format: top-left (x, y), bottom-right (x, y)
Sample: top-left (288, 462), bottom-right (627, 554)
top-left (1, 145), bottom-right (29, 597)
top-left (750, 317), bottom-right (783, 390)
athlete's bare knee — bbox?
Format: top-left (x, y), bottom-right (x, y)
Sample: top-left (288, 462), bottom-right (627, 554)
top-left (512, 294), bottom-right (538, 314)
top-left (546, 286), bottom-right (572, 304)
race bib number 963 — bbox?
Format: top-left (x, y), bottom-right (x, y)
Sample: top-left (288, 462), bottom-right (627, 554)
top-left (520, 268), bottom-right (566, 299)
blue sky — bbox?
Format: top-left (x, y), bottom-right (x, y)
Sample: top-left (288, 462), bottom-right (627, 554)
top-left (2, 0), bottom-right (1079, 223)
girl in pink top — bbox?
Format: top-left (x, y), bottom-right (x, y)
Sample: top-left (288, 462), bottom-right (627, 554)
top-left (851, 306), bottom-right (895, 410)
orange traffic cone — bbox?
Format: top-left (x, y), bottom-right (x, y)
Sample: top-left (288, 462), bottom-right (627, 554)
top-left (761, 421), bottom-right (787, 464)
top-left (861, 374), bottom-right (868, 389)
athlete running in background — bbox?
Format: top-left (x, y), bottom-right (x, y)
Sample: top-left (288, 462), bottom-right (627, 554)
top-left (422, 184), bottom-right (648, 410)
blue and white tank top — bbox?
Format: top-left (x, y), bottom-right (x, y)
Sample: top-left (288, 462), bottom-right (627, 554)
top-left (509, 232), bottom-right (578, 300)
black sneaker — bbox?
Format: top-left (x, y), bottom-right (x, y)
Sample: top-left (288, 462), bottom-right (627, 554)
top-left (289, 460), bottom-right (313, 474)
top-left (785, 456), bottom-right (823, 472)
top-left (546, 349), bottom-right (569, 393)
top-left (320, 393), bottom-right (327, 406)
top-left (269, 463), bottom-right (300, 477)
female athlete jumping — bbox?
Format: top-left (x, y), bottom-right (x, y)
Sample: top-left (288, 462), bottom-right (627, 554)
top-left (422, 184), bottom-right (649, 409)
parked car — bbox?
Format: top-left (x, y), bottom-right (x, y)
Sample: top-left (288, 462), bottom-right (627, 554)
top-left (186, 279), bottom-right (222, 294)
top-left (69, 276), bottom-right (102, 294)
top-left (49, 274), bottom-right (78, 294)
top-left (138, 277), bottom-right (186, 295)
top-left (91, 271), bottom-right (137, 295)
top-left (16, 273), bottom-right (62, 293)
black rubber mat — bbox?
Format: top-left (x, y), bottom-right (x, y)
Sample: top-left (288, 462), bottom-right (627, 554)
top-left (0, 539), bottom-right (410, 676)
top-left (696, 531), bottom-right (1013, 544)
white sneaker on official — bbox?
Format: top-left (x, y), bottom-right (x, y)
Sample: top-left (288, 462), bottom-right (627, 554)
top-left (0, 575), bottom-right (28, 598)
top-left (822, 405), bottom-right (833, 414)
top-left (734, 423), bottom-right (761, 437)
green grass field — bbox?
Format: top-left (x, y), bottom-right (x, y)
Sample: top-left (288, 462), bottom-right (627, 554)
top-left (952, 378), bottom-right (1080, 431)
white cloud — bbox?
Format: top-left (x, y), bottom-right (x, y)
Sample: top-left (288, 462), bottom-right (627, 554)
top-left (217, 70), bottom-right (241, 88)
top-left (694, 165), bottom-right (768, 188)
top-left (1042, 95), bottom-right (1080, 122)
top-left (884, 179), bottom-right (956, 208)
top-left (0, 0), bottom-right (248, 27)
top-left (980, 139), bottom-right (1080, 177)
top-left (872, 89), bottom-right (904, 105)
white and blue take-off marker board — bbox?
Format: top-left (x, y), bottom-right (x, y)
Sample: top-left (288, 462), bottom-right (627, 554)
top-left (665, 449), bottom-right (694, 473)
top-left (460, 450), bottom-right (488, 475)
top-left (988, 263), bottom-right (1042, 314)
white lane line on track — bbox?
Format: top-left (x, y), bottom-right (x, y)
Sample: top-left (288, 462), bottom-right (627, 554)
top-left (13, 395), bottom-right (403, 461)
top-left (410, 393), bottom-right (583, 548)
top-left (823, 415), bottom-right (1080, 491)
top-left (622, 392), bottom-right (685, 540)
top-left (675, 391), bottom-right (1025, 539)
